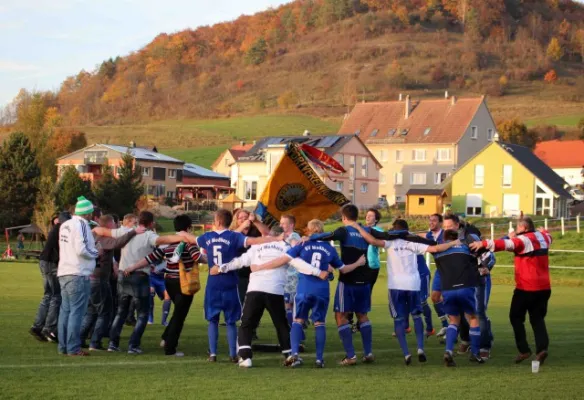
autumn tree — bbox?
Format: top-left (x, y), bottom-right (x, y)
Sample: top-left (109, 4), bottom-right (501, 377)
top-left (544, 69), bottom-right (558, 83)
top-left (497, 119), bottom-right (538, 149)
top-left (546, 37), bottom-right (563, 61)
top-left (277, 90), bottom-right (299, 109)
top-left (33, 177), bottom-right (57, 238)
top-left (578, 118), bottom-right (584, 139)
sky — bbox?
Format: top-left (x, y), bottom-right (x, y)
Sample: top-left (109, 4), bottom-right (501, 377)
top-left (0, 0), bottom-right (290, 106)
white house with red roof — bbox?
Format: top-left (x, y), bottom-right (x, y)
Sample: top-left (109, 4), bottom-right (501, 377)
top-left (534, 140), bottom-right (584, 187)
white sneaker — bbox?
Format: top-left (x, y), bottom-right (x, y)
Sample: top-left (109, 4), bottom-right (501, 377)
top-left (239, 358), bottom-right (252, 368)
top-left (160, 340), bottom-right (165, 348)
top-left (437, 327), bottom-right (447, 337)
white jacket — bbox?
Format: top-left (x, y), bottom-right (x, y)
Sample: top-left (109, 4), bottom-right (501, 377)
top-left (57, 216), bottom-right (99, 277)
top-left (219, 241), bottom-right (321, 296)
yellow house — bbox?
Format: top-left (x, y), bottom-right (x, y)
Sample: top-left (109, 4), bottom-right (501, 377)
top-left (210, 142), bottom-right (254, 177)
top-left (406, 189), bottom-right (447, 216)
top-left (446, 140), bottom-right (572, 218)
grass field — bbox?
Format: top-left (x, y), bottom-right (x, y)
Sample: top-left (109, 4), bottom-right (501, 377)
top-left (525, 113), bottom-right (584, 128)
top-left (162, 146), bottom-right (226, 169)
top-left (2, 262), bottom-right (584, 400)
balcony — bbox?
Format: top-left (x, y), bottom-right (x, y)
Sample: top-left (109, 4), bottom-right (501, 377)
top-left (79, 172), bottom-right (102, 183)
top-left (84, 151), bottom-right (108, 165)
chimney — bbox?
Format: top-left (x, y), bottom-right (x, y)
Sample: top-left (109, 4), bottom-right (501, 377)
top-left (444, 90), bottom-right (449, 99)
top-left (303, 130), bottom-right (311, 137)
top-left (493, 132), bottom-right (500, 142)
top-left (239, 141), bottom-right (245, 146)
top-left (398, 93), bottom-right (403, 101)
top-left (129, 140), bottom-right (135, 148)
top-left (451, 96), bottom-right (457, 106)
top-left (405, 95), bottom-right (411, 119)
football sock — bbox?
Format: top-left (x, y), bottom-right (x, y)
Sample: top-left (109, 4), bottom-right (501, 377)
top-left (394, 319), bottom-right (410, 356)
top-left (291, 322), bottom-right (303, 356)
top-left (208, 321), bottom-right (219, 356)
top-left (413, 315), bottom-right (425, 351)
top-left (286, 310), bottom-right (293, 327)
top-left (434, 301), bottom-right (448, 328)
top-left (315, 325), bottom-right (326, 362)
top-left (226, 323), bottom-right (237, 358)
top-left (338, 324), bottom-right (355, 358)
top-left (149, 292), bottom-right (155, 323)
top-left (162, 300), bottom-right (171, 325)
top-left (422, 301), bottom-right (433, 331)
top-left (470, 326), bottom-right (481, 355)
top-left (359, 320), bottom-right (373, 355)
top-left (445, 324), bottom-right (459, 354)
top-left (404, 314), bottom-right (410, 331)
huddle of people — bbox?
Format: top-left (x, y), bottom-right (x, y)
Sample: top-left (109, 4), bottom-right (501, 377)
top-left (28, 197), bottom-right (553, 369)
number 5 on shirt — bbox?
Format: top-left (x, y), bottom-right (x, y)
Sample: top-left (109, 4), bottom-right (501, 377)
top-left (213, 246), bottom-right (223, 265)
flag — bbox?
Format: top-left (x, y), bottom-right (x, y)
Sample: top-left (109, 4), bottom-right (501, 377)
top-left (255, 143), bottom-right (349, 230)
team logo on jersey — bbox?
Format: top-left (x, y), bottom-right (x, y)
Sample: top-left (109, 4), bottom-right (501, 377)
top-left (275, 183), bottom-right (308, 211)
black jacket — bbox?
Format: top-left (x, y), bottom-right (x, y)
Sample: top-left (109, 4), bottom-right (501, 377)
top-left (40, 224), bottom-right (61, 263)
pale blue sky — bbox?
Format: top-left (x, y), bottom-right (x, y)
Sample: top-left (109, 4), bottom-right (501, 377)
top-left (0, 0), bottom-right (290, 106)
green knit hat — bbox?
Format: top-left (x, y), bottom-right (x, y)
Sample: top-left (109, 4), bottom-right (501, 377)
top-left (75, 196), bottom-right (94, 216)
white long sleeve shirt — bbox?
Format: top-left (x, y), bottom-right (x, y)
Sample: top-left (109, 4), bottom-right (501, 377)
top-left (57, 216), bottom-right (99, 277)
top-left (219, 241), bottom-right (321, 295)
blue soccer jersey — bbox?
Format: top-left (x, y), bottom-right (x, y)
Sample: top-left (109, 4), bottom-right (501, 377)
top-left (197, 230), bottom-right (247, 290)
top-left (286, 241), bottom-right (344, 298)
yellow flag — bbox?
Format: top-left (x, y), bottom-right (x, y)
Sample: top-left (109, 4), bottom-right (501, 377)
top-left (255, 143), bottom-right (349, 230)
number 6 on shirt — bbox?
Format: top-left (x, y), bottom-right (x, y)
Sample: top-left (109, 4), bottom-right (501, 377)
top-left (311, 252), bottom-right (321, 269)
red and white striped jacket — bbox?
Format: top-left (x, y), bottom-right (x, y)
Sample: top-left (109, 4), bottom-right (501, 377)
top-left (482, 230), bottom-right (552, 291)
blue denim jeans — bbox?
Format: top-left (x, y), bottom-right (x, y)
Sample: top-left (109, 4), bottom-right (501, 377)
top-left (80, 277), bottom-right (112, 348)
top-left (32, 261), bottom-right (61, 334)
top-left (58, 275), bottom-right (91, 354)
top-left (109, 272), bottom-right (150, 349)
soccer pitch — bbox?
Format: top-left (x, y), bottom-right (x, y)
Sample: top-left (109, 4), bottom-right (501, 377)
top-left (1, 263), bottom-right (584, 400)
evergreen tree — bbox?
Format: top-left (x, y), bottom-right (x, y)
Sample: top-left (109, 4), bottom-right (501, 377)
top-left (245, 38), bottom-right (268, 66)
top-left (114, 152), bottom-right (144, 216)
top-left (93, 165), bottom-right (119, 214)
top-left (0, 132), bottom-right (41, 228)
top-left (55, 166), bottom-right (92, 211)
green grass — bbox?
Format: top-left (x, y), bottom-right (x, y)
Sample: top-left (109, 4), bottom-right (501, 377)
top-left (2, 262), bottom-right (584, 399)
top-left (525, 113), bottom-right (584, 128)
top-left (162, 146), bottom-right (226, 169)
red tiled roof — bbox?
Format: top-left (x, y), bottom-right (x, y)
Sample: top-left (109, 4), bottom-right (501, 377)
top-left (229, 144), bottom-right (253, 160)
top-left (534, 140), bottom-right (584, 168)
top-left (338, 97), bottom-right (485, 144)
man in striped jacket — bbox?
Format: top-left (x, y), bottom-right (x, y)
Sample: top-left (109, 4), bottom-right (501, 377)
top-left (470, 217), bottom-right (552, 365)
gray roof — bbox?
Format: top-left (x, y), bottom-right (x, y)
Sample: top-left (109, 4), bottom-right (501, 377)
top-left (238, 135), bottom-right (354, 162)
top-left (499, 143), bottom-right (571, 198)
top-left (102, 145), bottom-right (184, 164)
top-left (183, 163), bottom-right (229, 180)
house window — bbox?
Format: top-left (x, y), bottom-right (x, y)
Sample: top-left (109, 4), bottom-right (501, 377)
top-left (418, 197), bottom-right (425, 206)
top-left (474, 165), bottom-right (484, 187)
top-left (487, 129), bottom-right (494, 141)
top-left (471, 126), bottom-right (478, 139)
top-left (380, 150), bottom-right (388, 162)
top-left (370, 129), bottom-right (378, 137)
top-left (142, 167), bottom-right (150, 177)
top-left (395, 150), bottom-right (403, 162)
top-left (360, 183), bottom-right (368, 193)
top-left (336, 154), bottom-right (344, 166)
top-left (153, 167), bottom-right (166, 181)
top-left (411, 172), bottom-right (427, 185)
top-left (394, 172), bottom-right (403, 185)
top-left (224, 158), bottom-right (229, 166)
top-left (361, 157), bottom-right (368, 177)
top-left (380, 173), bottom-right (386, 184)
top-left (166, 191), bottom-right (174, 199)
top-left (435, 172), bottom-right (448, 184)
top-left (168, 169), bottom-right (176, 179)
top-left (395, 195), bottom-right (404, 203)
top-left (436, 149), bottom-right (451, 161)
top-left (503, 165), bottom-right (512, 187)
top-left (336, 181), bottom-right (344, 191)
top-left (413, 149), bottom-right (426, 162)
top-left (244, 181), bottom-right (258, 200)
top-left (350, 155), bottom-right (355, 166)
top-left (466, 194), bottom-right (483, 216)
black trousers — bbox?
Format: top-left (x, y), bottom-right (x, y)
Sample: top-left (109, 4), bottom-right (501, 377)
top-left (509, 289), bottom-right (551, 354)
top-left (238, 291), bottom-right (290, 360)
top-left (162, 277), bottom-right (194, 355)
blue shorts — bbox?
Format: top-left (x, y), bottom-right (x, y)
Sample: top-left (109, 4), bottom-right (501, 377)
top-left (432, 270), bottom-right (441, 292)
top-left (294, 292), bottom-right (329, 323)
top-left (204, 286), bottom-right (241, 324)
top-left (388, 289), bottom-right (422, 319)
top-left (284, 293), bottom-right (295, 304)
top-left (420, 273), bottom-right (431, 303)
top-left (150, 273), bottom-right (166, 299)
top-left (442, 287), bottom-right (478, 316)
top-left (333, 282), bottom-right (371, 314)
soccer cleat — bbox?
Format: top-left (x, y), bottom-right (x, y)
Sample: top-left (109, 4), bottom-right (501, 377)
top-left (127, 346), bottom-right (143, 355)
top-left (480, 349), bottom-right (490, 361)
top-left (68, 350), bottom-right (90, 357)
top-left (107, 345), bottom-right (121, 352)
top-left (168, 352), bottom-right (185, 357)
top-left (89, 344), bottom-right (105, 351)
top-left (238, 358), bottom-right (252, 368)
top-left (284, 355), bottom-right (303, 368)
top-left (29, 328), bottom-right (48, 342)
top-left (404, 355), bottom-right (412, 366)
top-left (417, 349), bottom-right (427, 363)
top-left (425, 329), bottom-right (436, 339)
top-left (315, 360), bottom-right (325, 368)
top-left (469, 353), bottom-right (485, 364)
top-left (535, 350), bottom-right (548, 365)
top-left (339, 356), bottom-right (357, 366)
top-left (514, 352), bottom-right (532, 364)
top-left (147, 321), bottom-right (153, 325)
top-left (229, 356), bottom-right (239, 364)
top-left (444, 352), bottom-right (456, 367)
top-left (436, 327), bottom-right (447, 338)
top-left (44, 331), bottom-right (58, 343)
top-left (362, 353), bottom-right (375, 363)
top-left (208, 355), bottom-right (217, 363)
top-left (457, 342), bottom-right (470, 355)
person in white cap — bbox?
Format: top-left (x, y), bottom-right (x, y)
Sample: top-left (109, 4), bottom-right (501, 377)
top-left (57, 196), bottom-right (101, 356)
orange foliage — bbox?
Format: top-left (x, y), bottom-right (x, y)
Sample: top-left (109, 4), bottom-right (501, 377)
top-left (544, 69), bottom-right (557, 83)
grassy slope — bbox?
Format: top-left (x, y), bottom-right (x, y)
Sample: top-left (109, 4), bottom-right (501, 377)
top-left (163, 146), bottom-right (226, 169)
top-left (525, 113), bottom-right (584, 128)
top-left (1, 263), bottom-right (584, 400)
